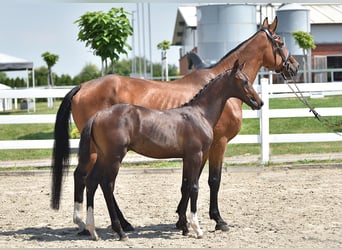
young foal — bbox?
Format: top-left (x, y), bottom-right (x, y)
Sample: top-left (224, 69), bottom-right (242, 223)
top-left (78, 60), bottom-right (263, 240)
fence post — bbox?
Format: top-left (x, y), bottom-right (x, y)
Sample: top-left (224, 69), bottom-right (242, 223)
top-left (260, 77), bottom-right (270, 165)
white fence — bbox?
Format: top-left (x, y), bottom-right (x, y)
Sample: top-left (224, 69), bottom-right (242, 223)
top-left (1, 80), bottom-right (342, 164)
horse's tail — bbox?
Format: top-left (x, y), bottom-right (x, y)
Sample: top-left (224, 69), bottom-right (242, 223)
top-left (51, 85), bottom-right (81, 210)
top-left (78, 115), bottom-right (96, 167)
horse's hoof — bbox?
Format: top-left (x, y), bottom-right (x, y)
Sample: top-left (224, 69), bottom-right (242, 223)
top-left (78, 229), bottom-right (91, 236)
top-left (215, 223), bottom-right (229, 232)
top-left (123, 223), bottom-right (134, 232)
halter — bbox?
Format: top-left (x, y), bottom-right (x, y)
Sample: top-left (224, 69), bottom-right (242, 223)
top-left (261, 27), bottom-right (293, 80)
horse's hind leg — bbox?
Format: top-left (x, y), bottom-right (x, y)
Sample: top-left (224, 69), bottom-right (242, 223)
top-left (73, 166), bottom-right (87, 234)
top-left (73, 150), bottom-right (98, 235)
top-left (113, 195), bottom-right (134, 232)
top-left (85, 163), bottom-right (101, 241)
top-left (100, 161), bottom-right (128, 241)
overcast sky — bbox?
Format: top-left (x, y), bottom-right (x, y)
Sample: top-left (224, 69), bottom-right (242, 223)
top-left (1, 1), bottom-right (184, 78)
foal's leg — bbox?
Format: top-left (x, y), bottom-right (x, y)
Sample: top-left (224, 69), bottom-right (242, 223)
top-left (73, 149), bottom-right (98, 235)
top-left (176, 155), bottom-right (204, 238)
top-left (85, 162), bottom-right (101, 241)
top-left (73, 165), bottom-right (87, 234)
top-left (100, 161), bottom-right (128, 241)
top-left (208, 139), bottom-right (229, 231)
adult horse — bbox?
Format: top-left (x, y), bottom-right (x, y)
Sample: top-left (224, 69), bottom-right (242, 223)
top-left (51, 17), bottom-right (299, 233)
top-left (78, 60), bottom-right (264, 240)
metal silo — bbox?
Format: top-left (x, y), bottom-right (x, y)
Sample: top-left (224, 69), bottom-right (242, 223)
top-left (196, 4), bottom-right (257, 64)
top-left (276, 3), bottom-right (310, 56)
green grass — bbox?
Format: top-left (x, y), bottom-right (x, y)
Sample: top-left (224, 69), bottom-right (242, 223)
top-left (0, 96), bottom-right (342, 162)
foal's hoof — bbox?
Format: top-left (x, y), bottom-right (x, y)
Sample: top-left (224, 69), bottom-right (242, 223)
top-left (215, 223), bottom-right (229, 232)
top-left (78, 229), bottom-right (91, 236)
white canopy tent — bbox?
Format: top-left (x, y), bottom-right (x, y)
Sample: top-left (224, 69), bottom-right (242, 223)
top-left (0, 53), bottom-right (35, 111)
top-left (0, 52), bottom-right (35, 88)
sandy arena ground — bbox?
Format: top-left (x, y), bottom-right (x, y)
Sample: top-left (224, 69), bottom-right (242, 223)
top-left (0, 166), bottom-right (341, 248)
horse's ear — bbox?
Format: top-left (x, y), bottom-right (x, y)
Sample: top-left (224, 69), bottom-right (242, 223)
top-left (269, 16), bottom-right (278, 33)
top-left (262, 17), bottom-right (269, 28)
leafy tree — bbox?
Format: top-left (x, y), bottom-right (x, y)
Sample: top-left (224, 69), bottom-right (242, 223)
top-left (157, 40), bottom-right (171, 81)
top-left (41, 51), bottom-right (59, 87)
top-left (34, 66), bottom-right (49, 86)
top-left (75, 7), bottom-right (133, 75)
top-left (292, 31), bottom-right (316, 83)
top-left (73, 63), bottom-right (101, 84)
top-left (292, 31), bottom-right (316, 55)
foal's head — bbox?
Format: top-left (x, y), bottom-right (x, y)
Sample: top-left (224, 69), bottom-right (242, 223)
top-left (229, 60), bottom-right (263, 110)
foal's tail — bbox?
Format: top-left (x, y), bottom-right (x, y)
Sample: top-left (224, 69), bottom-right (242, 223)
top-left (78, 116), bottom-right (96, 167)
top-left (51, 85), bottom-right (81, 210)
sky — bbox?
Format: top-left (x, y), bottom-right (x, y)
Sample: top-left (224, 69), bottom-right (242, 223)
top-left (1, 1), bottom-right (186, 78)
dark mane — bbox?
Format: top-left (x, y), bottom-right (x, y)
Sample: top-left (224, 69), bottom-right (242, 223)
top-left (204, 30), bottom-right (259, 69)
top-left (181, 70), bottom-right (230, 107)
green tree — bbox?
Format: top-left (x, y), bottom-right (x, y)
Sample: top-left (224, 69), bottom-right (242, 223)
top-left (157, 40), bottom-right (171, 81)
top-left (34, 66), bottom-right (49, 86)
top-left (41, 51), bottom-right (59, 87)
top-left (292, 31), bottom-right (316, 82)
top-left (73, 63), bottom-right (101, 84)
top-left (75, 7), bottom-right (133, 75)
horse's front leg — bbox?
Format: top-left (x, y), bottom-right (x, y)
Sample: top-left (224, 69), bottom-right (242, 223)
top-left (189, 176), bottom-right (203, 239)
top-left (208, 139), bottom-right (229, 231)
top-left (176, 155), bottom-right (203, 238)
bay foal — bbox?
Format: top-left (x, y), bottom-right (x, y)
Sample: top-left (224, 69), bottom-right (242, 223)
top-left (77, 60), bottom-right (263, 240)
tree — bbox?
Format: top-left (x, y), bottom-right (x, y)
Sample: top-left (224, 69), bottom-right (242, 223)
top-left (73, 63), bottom-right (101, 84)
top-left (41, 51), bottom-right (59, 87)
top-left (292, 31), bottom-right (316, 83)
top-left (75, 7), bottom-right (133, 75)
top-left (157, 40), bottom-right (171, 81)
top-left (41, 51), bottom-right (59, 107)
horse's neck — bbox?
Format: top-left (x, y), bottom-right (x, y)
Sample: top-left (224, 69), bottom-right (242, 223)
top-left (191, 76), bottom-right (233, 128)
top-left (212, 35), bottom-right (265, 84)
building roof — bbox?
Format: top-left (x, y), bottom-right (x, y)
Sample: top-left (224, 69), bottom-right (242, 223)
top-left (172, 6), bottom-right (196, 46)
top-left (303, 4), bottom-right (342, 24)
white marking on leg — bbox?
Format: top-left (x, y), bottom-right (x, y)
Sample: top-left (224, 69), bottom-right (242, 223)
top-left (190, 212), bottom-right (203, 238)
top-left (86, 206), bottom-right (99, 241)
top-left (73, 202), bottom-right (86, 231)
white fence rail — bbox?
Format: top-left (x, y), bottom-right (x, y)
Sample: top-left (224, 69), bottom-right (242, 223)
top-left (1, 81), bottom-right (342, 164)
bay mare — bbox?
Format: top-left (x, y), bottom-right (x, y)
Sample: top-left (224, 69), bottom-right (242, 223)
top-left (78, 61), bottom-right (264, 240)
top-left (51, 17), bottom-right (299, 233)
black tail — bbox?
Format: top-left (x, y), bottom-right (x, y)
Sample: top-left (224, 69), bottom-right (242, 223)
top-left (78, 116), bottom-right (95, 167)
top-left (51, 85), bottom-right (81, 210)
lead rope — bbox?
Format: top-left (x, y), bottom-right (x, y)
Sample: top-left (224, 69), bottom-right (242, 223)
top-left (285, 70), bottom-right (342, 135)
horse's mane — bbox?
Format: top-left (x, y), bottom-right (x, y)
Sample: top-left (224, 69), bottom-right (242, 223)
top-left (181, 70), bottom-right (231, 107)
top-left (204, 30), bottom-right (259, 69)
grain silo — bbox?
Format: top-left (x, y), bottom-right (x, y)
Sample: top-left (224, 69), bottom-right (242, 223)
top-left (276, 3), bottom-right (310, 56)
top-left (196, 4), bottom-right (257, 64)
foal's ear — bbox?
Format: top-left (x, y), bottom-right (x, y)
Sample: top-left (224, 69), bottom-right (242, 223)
top-left (239, 61), bottom-right (246, 71)
top-left (269, 16), bottom-right (278, 33)
top-left (232, 59), bottom-right (240, 73)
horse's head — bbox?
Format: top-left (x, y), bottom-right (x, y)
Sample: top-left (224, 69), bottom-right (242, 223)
top-left (230, 60), bottom-right (264, 110)
top-left (260, 16), bottom-right (300, 81)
